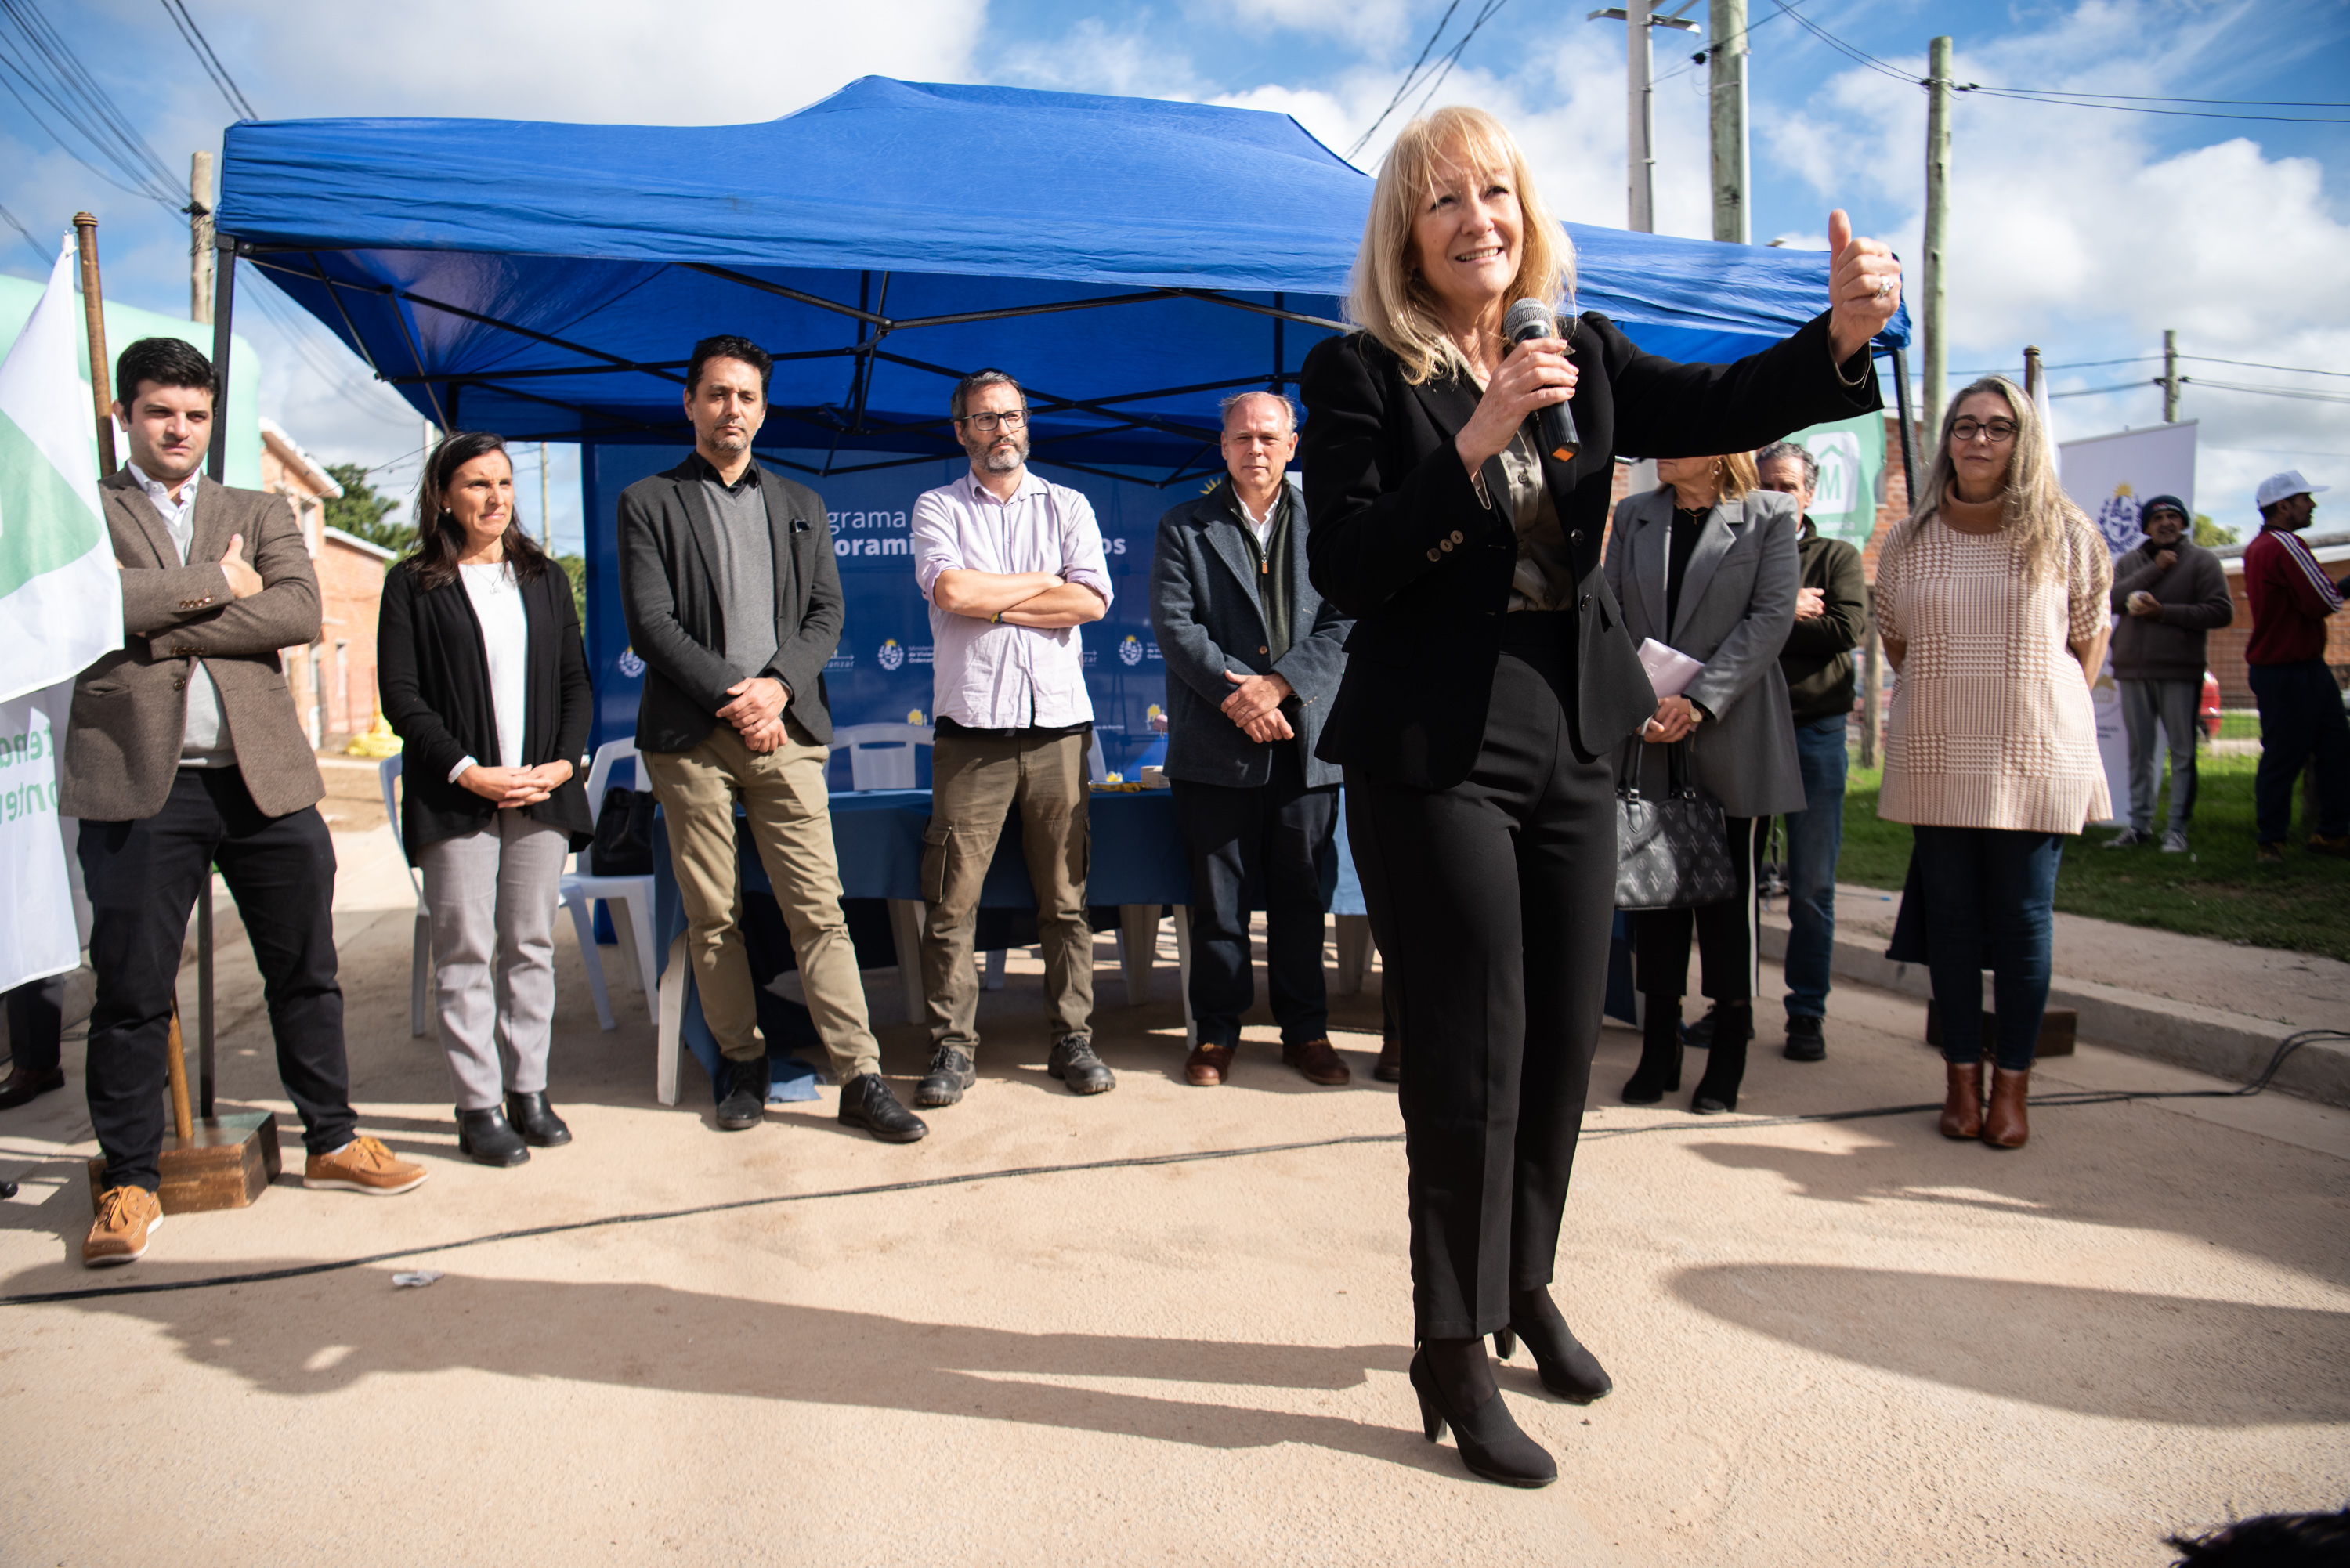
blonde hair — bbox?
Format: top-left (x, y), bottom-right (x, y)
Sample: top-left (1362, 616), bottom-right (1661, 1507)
top-left (1719, 450), bottom-right (1759, 500)
top-left (1346, 107), bottom-right (1576, 386)
top-left (1882, 376), bottom-right (2081, 586)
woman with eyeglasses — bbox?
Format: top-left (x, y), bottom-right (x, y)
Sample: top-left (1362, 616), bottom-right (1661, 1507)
top-left (1874, 378), bottom-right (2111, 1150)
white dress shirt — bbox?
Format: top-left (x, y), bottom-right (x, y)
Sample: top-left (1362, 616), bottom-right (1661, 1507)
top-left (910, 468), bottom-right (1114, 730)
top-left (128, 462), bottom-right (233, 767)
top-left (449, 562), bottom-right (529, 779)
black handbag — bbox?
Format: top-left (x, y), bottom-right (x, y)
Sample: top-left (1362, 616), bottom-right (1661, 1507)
top-left (1614, 739), bottom-right (1737, 912)
top-left (591, 786), bottom-right (658, 876)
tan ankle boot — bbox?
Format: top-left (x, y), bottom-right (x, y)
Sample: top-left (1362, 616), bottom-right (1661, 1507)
top-left (1983, 1067), bottom-right (2030, 1148)
top-left (1939, 1060), bottom-right (1984, 1140)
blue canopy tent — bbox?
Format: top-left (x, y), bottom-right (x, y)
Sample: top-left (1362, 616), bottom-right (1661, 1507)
top-left (210, 75), bottom-right (1913, 768)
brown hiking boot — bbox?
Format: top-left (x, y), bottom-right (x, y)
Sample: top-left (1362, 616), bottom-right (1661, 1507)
top-left (84, 1185), bottom-right (163, 1267)
top-left (304, 1136), bottom-right (429, 1195)
top-left (1282, 1037), bottom-right (1350, 1086)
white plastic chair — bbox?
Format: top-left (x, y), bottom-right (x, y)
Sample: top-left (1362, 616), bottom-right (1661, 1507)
top-left (558, 738), bottom-right (660, 1031)
top-left (378, 755), bottom-right (433, 1038)
top-left (831, 722), bottom-right (935, 790)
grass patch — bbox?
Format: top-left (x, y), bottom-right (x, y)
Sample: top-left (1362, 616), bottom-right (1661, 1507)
top-left (1840, 751), bottom-right (2350, 961)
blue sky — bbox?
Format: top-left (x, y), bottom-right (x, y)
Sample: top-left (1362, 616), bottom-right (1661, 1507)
top-left (4, 0), bottom-right (2344, 547)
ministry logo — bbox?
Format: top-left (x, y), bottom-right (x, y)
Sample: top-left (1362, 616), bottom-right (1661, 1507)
top-left (616, 646), bottom-right (645, 678)
top-left (878, 638), bottom-right (905, 672)
top-left (1119, 634), bottom-right (1144, 667)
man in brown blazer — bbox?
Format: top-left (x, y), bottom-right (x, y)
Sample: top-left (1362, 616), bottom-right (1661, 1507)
top-left (67, 338), bottom-right (425, 1267)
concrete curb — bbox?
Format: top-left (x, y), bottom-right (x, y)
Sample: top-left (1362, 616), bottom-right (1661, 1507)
top-left (1759, 920), bottom-right (2350, 1108)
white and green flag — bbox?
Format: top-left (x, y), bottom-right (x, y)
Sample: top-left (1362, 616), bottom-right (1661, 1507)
top-left (0, 237), bottom-right (121, 991)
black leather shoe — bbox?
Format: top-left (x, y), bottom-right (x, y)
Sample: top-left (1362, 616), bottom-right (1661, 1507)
top-left (839, 1073), bottom-right (928, 1143)
top-left (1048, 1035), bottom-right (1115, 1095)
top-left (914, 1046), bottom-right (975, 1107)
top-left (714, 1057), bottom-right (768, 1130)
top-left (1783, 1015), bottom-right (1827, 1063)
top-left (0, 1064), bottom-right (64, 1110)
top-left (504, 1091), bottom-right (572, 1147)
top-left (1409, 1347), bottom-right (1556, 1488)
top-left (456, 1106), bottom-right (529, 1167)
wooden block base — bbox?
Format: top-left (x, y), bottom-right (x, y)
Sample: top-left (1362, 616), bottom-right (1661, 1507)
top-left (1925, 1006), bottom-right (2077, 1059)
top-left (88, 1112), bottom-right (282, 1216)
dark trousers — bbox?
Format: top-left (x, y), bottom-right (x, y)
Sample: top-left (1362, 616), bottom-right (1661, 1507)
top-left (1171, 746), bottom-right (1340, 1050)
top-left (1912, 825), bottom-right (2063, 1073)
top-left (1347, 616), bottom-right (1614, 1342)
top-left (5, 974), bottom-right (64, 1078)
top-left (79, 768), bottom-right (355, 1192)
top-left (1629, 815), bottom-right (1763, 1007)
top-left (2248, 660), bottom-right (2350, 844)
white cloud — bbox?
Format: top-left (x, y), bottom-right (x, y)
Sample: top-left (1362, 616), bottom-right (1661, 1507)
top-left (996, 16), bottom-right (1207, 99)
top-left (1182, 0), bottom-right (1417, 52)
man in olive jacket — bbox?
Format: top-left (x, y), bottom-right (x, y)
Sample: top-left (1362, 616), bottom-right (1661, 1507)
top-left (2106, 494), bottom-right (2232, 852)
top-left (1755, 442), bottom-right (1867, 1063)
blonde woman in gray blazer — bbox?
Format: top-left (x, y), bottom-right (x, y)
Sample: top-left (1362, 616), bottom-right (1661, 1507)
top-left (1601, 452), bottom-right (1805, 1114)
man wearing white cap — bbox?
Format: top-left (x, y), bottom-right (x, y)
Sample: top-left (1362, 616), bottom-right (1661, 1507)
top-left (2243, 470), bottom-right (2348, 861)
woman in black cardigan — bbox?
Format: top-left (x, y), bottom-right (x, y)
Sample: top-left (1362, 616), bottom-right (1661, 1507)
top-left (1300, 106), bottom-right (1902, 1487)
top-left (378, 432), bottom-right (594, 1167)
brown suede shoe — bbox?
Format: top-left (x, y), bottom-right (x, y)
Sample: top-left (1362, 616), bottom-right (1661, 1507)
top-left (304, 1136), bottom-right (429, 1195)
top-left (1983, 1067), bottom-right (2030, 1149)
top-left (1939, 1060), bottom-right (1983, 1140)
top-left (1282, 1037), bottom-right (1350, 1086)
top-left (84, 1185), bottom-right (162, 1267)
top-left (1375, 1036), bottom-right (1402, 1084)
top-left (1184, 1042), bottom-right (1235, 1086)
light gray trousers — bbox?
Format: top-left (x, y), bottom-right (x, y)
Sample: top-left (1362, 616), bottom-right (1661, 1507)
top-left (418, 811), bottom-right (571, 1111)
top-left (2119, 677), bottom-right (2200, 834)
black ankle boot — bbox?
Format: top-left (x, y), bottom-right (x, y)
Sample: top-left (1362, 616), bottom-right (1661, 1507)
top-left (1692, 1003), bottom-right (1752, 1115)
top-left (1622, 998), bottom-right (1682, 1104)
top-left (1410, 1338), bottom-right (1556, 1488)
top-left (505, 1091), bottom-right (571, 1147)
top-left (1494, 1288), bottom-right (1613, 1404)
top-left (456, 1105), bottom-right (529, 1167)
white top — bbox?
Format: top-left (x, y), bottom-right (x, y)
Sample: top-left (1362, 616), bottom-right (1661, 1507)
top-left (910, 468), bottom-right (1115, 730)
top-left (128, 462), bottom-right (230, 766)
top-left (457, 562), bottom-right (529, 772)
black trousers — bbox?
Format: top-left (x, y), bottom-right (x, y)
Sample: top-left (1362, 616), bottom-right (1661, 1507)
top-left (5, 974), bottom-right (64, 1078)
top-left (1629, 815), bottom-right (1764, 1005)
top-left (1170, 745), bottom-right (1340, 1050)
top-left (1347, 616), bottom-right (1614, 1341)
top-left (79, 768), bottom-right (355, 1192)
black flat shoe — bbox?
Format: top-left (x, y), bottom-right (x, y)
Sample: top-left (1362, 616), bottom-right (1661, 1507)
top-left (455, 1106), bottom-right (529, 1167)
top-left (838, 1073), bottom-right (928, 1143)
top-left (1408, 1348), bottom-right (1556, 1488)
top-left (1494, 1317), bottom-right (1613, 1404)
top-left (715, 1057), bottom-right (767, 1131)
top-left (505, 1091), bottom-right (572, 1147)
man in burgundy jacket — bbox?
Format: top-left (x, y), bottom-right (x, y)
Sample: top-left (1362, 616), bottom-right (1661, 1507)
top-left (2242, 470), bottom-right (2348, 859)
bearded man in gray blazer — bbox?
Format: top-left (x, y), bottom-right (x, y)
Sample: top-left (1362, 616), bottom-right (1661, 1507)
top-left (66, 338), bottom-right (426, 1269)
top-left (1150, 392), bottom-right (1354, 1089)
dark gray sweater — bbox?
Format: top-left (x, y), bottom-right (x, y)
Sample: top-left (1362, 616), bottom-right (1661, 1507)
top-left (2109, 537), bottom-right (2232, 682)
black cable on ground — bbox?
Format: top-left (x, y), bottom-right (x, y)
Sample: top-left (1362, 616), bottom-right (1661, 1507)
top-left (4, 1031), bottom-right (2334, 1310)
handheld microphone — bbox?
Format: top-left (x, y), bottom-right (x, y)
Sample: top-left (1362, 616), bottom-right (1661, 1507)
top-left (1502, 297), bottom-right (1581, 463)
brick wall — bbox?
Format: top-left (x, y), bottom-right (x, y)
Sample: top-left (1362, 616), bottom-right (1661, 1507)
top-left (2207, 566), bottom-right (2350, 708)
top-left (315, 536), bottom-right (389, 742)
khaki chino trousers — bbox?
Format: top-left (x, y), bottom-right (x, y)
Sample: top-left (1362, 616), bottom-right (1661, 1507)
top-left (642, 722), bottom-right (879, 1083)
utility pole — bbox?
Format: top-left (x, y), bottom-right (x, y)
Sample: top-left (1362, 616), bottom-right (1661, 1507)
top-left (2023, 345), bottom-right (2042, 399)
top-left (1920, 35), bottom-right (1954, 443)
top-left (1589, 2), bottom-right (1699, 233)
top-left (1708, 0), bottom-right (1750, 244)
top-left (190, 152), bottom-right (215, 324)
top-left (2160, 328), bottom-right (2180, 421)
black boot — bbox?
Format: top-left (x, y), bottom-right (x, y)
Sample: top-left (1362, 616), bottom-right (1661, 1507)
top-left (1410, 1337), bottom-right (1556, 1488)
top-left (505, 1091), bottom-right (572, 1147)
top-left (1622, 997), bottom-right (1682, 1104)
top-left (1692, 1002), bottom-right (1752, 1115)
top-left (455, 1105), bottom-right (529, 1167)
top-left (838, 1073), bottom-right (929, 1143)
top-left (1493, 1286), bottom-right (1613, 1403)
top-left (714, 1055), bottom-right (768, 1131)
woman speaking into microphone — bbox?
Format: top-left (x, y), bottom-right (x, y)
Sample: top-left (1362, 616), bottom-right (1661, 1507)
top-left (1300, 105), bottom-right (1902, 1487)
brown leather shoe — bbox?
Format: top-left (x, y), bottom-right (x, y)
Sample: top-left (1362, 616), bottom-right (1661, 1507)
top-left (1184, 1042), bottom-right (1235, 1086)
top-left (0, 1064), bottom-right (65, 1110)
top-left (1983, 1067), bottom-right (2030, 1148)
top-left (84, 1185), bottom-right (162, 1267)
top-left (304, 1135), bottom-right (429, 1195)
top-left (1374, 1036), bottom-right (1402, 1084)
top-left (1939, 1060), bottom-right (1983, 1140)
top-left (1282, 1036), bottom-right (1350, 1086)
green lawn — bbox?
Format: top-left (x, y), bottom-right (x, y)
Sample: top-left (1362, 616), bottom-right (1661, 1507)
top-left (1838, 752), bottom-right (2350, 961)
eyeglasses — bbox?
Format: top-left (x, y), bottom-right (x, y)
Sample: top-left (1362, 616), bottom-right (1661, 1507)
top-left (1950, 418), bottom-right (2019, 445)
top-left (956, 410), bottom-right (1028, 433)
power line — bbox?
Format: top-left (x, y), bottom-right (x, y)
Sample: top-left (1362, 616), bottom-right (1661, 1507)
top-left (2186, 354), bottom-right (2350, 381)
top-left (1654, 0), bottom-right (1795, 87)
top-left (2181, 377), bottom-right (2350, 406)
top-left (160, 0), bottom-right (258, 121)
top-left (1405, 0), bottom-right (1512, 124)
top-left (1346, 0), bottom-right (1466, 158)
top-left (0, 0), bottom-right (183, 209)
top-left (0, 199), bottom-right (55, 265)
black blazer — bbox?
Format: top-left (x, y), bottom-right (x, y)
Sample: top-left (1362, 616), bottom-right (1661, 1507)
top-left (377, 558), bottom-right (595, 862)
top-left (1300, 309), bottom-right (1882, 791)
top-left (617, 455), bottom-right (843, 753)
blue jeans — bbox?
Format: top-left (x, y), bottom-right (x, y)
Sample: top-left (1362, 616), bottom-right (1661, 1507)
top-left (1911, 826), bottom-right (2063, 1072)
top-left (1779, 716), bottom-right (1849, 1021)
top-left (2247, 660), bottom-right (2350, 844)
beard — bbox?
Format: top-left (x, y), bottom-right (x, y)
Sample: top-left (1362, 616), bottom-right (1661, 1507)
top-left (965, 431), bottom-right (1029, 473)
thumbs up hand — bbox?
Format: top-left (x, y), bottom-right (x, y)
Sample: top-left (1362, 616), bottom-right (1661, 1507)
top-left (1826, 208), bottom-right (1903, 363)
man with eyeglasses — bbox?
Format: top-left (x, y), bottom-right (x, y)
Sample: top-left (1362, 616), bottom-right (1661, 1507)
top-left (908, 369), bottom-right (1116, 1106)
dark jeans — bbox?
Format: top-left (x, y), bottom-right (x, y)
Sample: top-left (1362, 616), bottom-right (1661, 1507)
top-left (1629, 815), bottom-right (1762, 1006)
top-left (80, 768), bottom-right (356, 1192)
top-left (2247, 660), bottom-right (2350, 844)
top-left (1781, 716), bottom-right (1849, 1019)
top-left (1171, 745), bottom-right (1339, 1050)
top-left (1912, 825), bottom-right (2063, 1073)
top-left (1348, 616), bottom-right (1614, 1341)
top-left (5, 974), bottom-right (64, 1078)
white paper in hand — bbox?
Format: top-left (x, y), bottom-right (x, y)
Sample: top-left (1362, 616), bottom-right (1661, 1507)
top-left (1636, 639), bottom-right (1703, 699)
